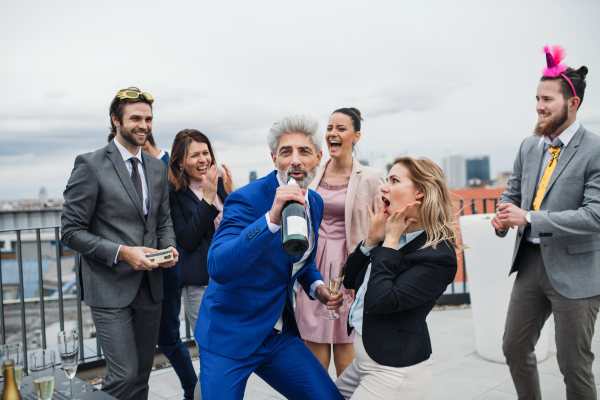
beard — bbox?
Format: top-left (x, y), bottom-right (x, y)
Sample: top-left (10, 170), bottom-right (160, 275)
top-left (277, 165), bottom-right (317, 189)
top-left (534, 103), bottom-right (568, 137)
top-left (119, 124), bottom-right (149, 148)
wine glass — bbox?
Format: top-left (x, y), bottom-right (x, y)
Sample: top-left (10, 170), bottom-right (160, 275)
top-left (30, 349), bottom-right (56, 400)
top-left (57, 330), bottom-right (79, 400)
top-left (323, 260), bottom-right (344, 320)
top-left (0, 343), bottom-right (24, 389)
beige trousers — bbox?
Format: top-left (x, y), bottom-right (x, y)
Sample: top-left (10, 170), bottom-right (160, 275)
top-left (335, 333), bottom-right (433, 400)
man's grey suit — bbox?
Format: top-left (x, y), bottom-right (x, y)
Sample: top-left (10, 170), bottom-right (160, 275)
top-left (498, 125), bottom-right (600, 399)
top-left (62, 140), bottom-right (176, 400)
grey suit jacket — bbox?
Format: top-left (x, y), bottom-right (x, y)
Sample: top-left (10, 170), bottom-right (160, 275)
top-left (61, 140), bottom-right (177, 308)
top-left (498, 125), bottom-right (600, 299)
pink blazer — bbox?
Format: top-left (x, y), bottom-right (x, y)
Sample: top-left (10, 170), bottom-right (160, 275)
top-left (309, 158), bottom-right (385, 254)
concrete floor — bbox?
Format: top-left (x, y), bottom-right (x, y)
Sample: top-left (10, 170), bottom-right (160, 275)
top-left (144, 307), bottom-right (600, 399)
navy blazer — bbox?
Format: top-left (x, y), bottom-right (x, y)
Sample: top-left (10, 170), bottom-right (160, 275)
top-left (169, 178), bottom-right (228, 286)
top-left (344, 232), bottom-right (457, 367)
top-left (195, 171), bottom-right (324, 360)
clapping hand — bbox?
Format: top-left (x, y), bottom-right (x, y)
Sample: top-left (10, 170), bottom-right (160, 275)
top-left (202, 165), bottom-right (219, 205)
top-left (221, 164), bottom-right (235, 194)
top-left (382, 201), bottom-right (421, 249)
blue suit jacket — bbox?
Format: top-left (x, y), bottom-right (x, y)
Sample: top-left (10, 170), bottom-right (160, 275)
top-left (195, 170), bottom-right (324, 360)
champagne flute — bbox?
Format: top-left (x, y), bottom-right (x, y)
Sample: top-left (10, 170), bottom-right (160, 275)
top-left (0, 343), bottom-right (24, 389)
top-left (57, 330), bottom-right (79, 400)
top-left (30, 349), bottom-right (56, 400)
top-left (323, 260), bottom-right (344, 320)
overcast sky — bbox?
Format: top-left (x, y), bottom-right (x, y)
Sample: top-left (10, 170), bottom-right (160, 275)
top-left (1, 0), bottom-right (599, 200)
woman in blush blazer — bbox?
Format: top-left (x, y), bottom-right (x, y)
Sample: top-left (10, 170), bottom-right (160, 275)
top-left (295, 107), bottom-right (385, 377)
top-left (335, 157), bottom-right (463, 400)
top-left (168, 129), bottom-right (235, 339)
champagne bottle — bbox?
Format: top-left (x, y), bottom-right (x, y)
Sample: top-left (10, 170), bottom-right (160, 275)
top-left (1, 360), bottom-right (22, 400)
top-left (281, 177), bottom-right (309, 255)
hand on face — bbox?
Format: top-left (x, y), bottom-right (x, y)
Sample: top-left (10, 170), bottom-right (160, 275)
top-left (269, 182), bottom-right (305, 225)
top-left (382, 201), bottom-right (421, 248)
top-left (201, 165), bottom-right (219, 205)
top-left (364, 196), bottom-right (389, 247)
top-left (221, 164), bottom-right (235, 194)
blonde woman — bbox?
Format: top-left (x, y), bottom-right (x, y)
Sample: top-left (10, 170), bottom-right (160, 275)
top-left (295, 107), bottom-right (384, 377)
top-left (336, 157), bottom-right (463, 400)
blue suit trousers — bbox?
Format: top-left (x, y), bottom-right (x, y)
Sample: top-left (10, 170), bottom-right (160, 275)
top-left (157, 260), bottom-right (197, 400)
top-left (199, 319), bottom-right (343, 400)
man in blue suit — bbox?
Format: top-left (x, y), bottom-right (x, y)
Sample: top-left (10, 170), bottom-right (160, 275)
top-left (195, 114), bottom-right (345, 399)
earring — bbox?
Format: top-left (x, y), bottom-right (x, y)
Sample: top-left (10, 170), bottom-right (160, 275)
top-left (179, 166), bottom-right (182, 171)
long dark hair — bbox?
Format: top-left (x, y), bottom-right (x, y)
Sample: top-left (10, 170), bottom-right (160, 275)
top-left (168, 129), bottom-right (217, 192)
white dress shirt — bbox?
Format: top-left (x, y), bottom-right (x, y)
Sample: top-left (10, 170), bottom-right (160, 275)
top-left (113, 139), bottom-right (149, 263)
top-left (527, 120), bottom-right (580, 243)
top-left (348, 230), bottom-right (424, 335)
top-left (265, 174), bottom-right (324, 331)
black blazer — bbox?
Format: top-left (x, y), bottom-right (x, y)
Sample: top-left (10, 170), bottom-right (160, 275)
top-left (170, 178), bottom-right (228, 286)
top-left (344, 232), bottom-right (457, 368)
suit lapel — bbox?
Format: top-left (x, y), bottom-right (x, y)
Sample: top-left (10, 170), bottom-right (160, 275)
top-left (524, 140), bottom-right (545, 208)
top-left (144, 152), bottom-right (154, 223)
top-left (106, 141), bottom-right (145, 221)
top-left (345, 159), bottom-right (362, 252)
top-left (184, 187), bottom-right (201, 204)
top-left (543, 126), bottom-right (583, 197)
top-left (399, 231), bottom-right (428, 255)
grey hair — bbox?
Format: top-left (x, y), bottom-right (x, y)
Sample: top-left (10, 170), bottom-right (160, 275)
top-left (267, 114), bottom-right (323, 154)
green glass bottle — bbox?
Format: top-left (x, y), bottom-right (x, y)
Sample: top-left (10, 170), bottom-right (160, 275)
top-left (281, 178), bottom-right (309, 256)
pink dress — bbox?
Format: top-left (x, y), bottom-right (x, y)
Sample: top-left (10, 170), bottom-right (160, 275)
top-left (295, 180), bottom-right (354, 344)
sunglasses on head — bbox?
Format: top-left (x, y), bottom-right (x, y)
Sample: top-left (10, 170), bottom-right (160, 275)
top-left (116, 91), bottom-right (154, 101)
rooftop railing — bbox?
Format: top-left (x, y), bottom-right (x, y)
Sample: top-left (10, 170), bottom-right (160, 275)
top-left (0, 226), bottom-right (194, 372)
top-left (1, 198), bottom-right (500, 368)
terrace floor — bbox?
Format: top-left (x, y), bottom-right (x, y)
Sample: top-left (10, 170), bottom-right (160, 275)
top-left (138, 306), bottom-right (600, 400)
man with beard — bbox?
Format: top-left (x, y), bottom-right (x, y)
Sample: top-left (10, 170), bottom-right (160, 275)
top-left (194, 114), bottom-right (344, 400)
top-left (62, 88), bottom-right (178, 400)
top-left (492, 47), bottom-right (600, 399)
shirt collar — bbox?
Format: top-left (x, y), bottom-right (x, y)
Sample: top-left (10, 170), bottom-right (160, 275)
top-left (400, 230), bottom-right (425, 249)
top-left (157, 149), bottom-right (166, 160)
top-left (276, 173), bottom-right (310, 204)
top-left (113, 138), bottom-right (143, 164)
top-left (539, 119), bottom-right (580, 148)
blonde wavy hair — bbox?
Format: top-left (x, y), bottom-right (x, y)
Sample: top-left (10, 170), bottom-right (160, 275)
top-left (393, 157), bottom-right (466, 251)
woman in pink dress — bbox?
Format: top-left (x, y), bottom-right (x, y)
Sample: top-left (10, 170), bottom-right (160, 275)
top-left (295, 108), bottom-right (385, 376)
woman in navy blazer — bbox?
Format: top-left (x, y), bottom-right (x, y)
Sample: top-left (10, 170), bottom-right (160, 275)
top-left (335, 157), bottom-right (464, 400)
top-left (167, 129), bottom-right (235, 341)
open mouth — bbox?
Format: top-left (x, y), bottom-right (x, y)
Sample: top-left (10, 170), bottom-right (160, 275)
top-left (539, 114), bottom-right (549, 123)
top-left (382, 196), bottom-right (390, 213)
top-left (197, 166), bottom-right (208, 174)
top-left (329, 139), bottom-right (341, 152)
top-left (289, 171), bottom-right (305, 179)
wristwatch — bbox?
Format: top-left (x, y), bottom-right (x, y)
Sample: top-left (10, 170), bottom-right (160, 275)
top-left (525, 212), bottom-right (531, 226)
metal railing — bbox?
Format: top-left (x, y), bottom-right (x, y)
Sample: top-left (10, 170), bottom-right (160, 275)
top-left (0, 226), bottom-right (194, 371)
top-left (437, 197), bottom-right (500, 304)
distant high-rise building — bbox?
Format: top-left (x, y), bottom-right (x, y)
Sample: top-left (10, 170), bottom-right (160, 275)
top-left (466, 156), bottom-right (490, 182)
top-left (249, 171), bottom-right (257, 183)
top-left (39, 187), bottom-right (48, 207)
top-left (441, 155), bottom-right (466, 189)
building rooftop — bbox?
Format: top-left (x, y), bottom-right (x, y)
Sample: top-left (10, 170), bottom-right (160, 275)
top-left (138, 307), bottom-right (600, 400)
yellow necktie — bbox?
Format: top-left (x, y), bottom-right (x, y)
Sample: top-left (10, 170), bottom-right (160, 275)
top-left (532, 146), bottom-right (562, 211)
